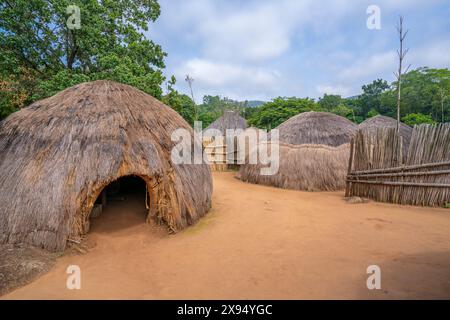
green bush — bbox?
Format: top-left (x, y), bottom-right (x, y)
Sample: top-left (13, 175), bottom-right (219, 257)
top-left (367, 108), bottom-right (380, 118)
top-left (401, 113), bottom-right (436, 126)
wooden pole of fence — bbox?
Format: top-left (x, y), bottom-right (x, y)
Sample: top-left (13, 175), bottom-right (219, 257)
top-left (346, 180), bottom-right (450, 188)
top-left (347, 124), bottom-right (449, 206)
top-left (348, 169), bottom-right (450, 178)
top-left (345, 138), bottom-right (354, 197)
top-left (349, 161), bottom-right (450, 175)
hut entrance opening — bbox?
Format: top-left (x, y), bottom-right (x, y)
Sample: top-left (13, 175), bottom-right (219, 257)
top-left (89, 176), bottom-right (149, 233)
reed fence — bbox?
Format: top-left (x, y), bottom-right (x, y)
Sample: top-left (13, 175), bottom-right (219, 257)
top-left (346, 123), bottom-right (450, 206)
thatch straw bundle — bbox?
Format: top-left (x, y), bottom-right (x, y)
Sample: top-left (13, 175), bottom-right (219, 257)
top-left (237, 127), bottom-right (267, 141)
top-left (277, 111), bottom-right (357, 146)
top-left (358, 115), bottom-right (412, 158)
top-left (238, 142), bottom-right (350, 191)
top-left (234, 127), bottom-right (268, 163)
top-left (202, 110), bottom-right (247, 171)
top-left (238, 112), bottom-right (355, 191)
top-left (0, 81), bottom-right (212, 251)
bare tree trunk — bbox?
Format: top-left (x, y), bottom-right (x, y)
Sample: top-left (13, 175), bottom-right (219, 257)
top-left (395, 16), bottom-right (409, 133)
top-left (66, 30), bottom-right (78, 70)
top-left (185, 75), bottom-right (198, 121)
top-left (396, 69), bottom-right (402, 132)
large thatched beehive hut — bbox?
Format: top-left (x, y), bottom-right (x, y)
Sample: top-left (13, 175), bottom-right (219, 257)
top-left (358, 115), bottom-right (413, 157)
top-left (238, 111), bottom-right (357, 191)
top-left (277, 111), bottom-right (357, 146)
top-left (0, 81), bottom-right (212, 251)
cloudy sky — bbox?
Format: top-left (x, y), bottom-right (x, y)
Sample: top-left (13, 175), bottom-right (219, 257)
top-left (147, 0), bottom-right (450, 102)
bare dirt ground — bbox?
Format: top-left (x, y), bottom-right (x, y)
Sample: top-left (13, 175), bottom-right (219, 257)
top-left (2, 172), bottom-right (450, 299)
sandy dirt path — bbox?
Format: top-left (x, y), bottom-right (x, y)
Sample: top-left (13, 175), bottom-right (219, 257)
top-left (3, 172), bottom-right (450, 299)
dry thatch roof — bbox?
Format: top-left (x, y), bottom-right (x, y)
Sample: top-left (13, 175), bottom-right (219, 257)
top-left (277, 111), bottom-right (357, 146)
top-left (204, 110), bottom-right (247, 136)
top-left (238, 142), bottom-right (350, 191)
top-left (0, 80), bottom-right (212, 251)
top-left (358, 115), bottom-right (412, 157)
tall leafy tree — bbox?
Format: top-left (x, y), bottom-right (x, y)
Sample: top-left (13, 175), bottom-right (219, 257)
top-left (0, 0), bottom-right (166, 119)
top-left (384, 67), bottom-right (450, 122)
top-left (358, 79), bottom-right (390, 117)
top-left (428, 68), bottom-right (450, 122)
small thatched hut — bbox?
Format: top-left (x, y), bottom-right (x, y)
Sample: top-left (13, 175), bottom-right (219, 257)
top-left (277, 111), bottom-right (357, 146)
top-left (203, 110), bottom-right (247, 171)
top-left (358, 115), bottom-right (413, 157)
top-left (0, 81), bottom-right (212, 251)
top-left (238, 112), bottom-right (357, 191)
top-left (238, 142), bottom-right (350, 191)
top-left (204, 110), bottom-right (248, 136)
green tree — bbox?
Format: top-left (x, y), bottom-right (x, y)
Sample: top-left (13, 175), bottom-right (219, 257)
top-left (247, 97), bottom-right (319, 129)
top-left (402, 113), bottom-right (436, 126)
top-left (161, 76), bottom-right (197, 126)
top-left (367, 108), bottom-right (380, 118)
top-left (331, 104), bottom-right (356, 122)
top-left (382, 68), bottom-right (450, 123)
top-left (358, 79), bottom-right (390, 117)
top-left (428, 68), bottom-right (450, 122)
top-left (0, 0), bottom-right (166, 119)
top-left (196, 95), bottom-right (245, 128)
top-left (341, 97), bottom-right (365, 123)
top-left (318, 94), bottom-right (342, 111)
top-left (351, 69), bottom-right (450, 123)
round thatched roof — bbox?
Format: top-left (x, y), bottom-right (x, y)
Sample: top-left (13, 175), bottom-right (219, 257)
top-left (358, 115), bottom-right (412, 145)
top-left (204, 110), bottom-right (247, 136)
top-left (276, 111), bottom-right (357, 146)
top-left (0, 80), bottom-right (212, 251)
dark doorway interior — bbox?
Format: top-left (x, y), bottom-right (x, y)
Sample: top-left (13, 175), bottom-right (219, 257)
top-left (102, 176), bottom-right (146, 201)
top-left (90, 175), bottom-right (148, 233)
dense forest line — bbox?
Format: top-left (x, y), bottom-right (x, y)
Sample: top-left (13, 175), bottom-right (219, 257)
top-left (248, 67), bottom-right (450, 128)
top-left (161, 67), bottom-right (449, 129)
top-left (1, 1), bottom-right (448, 129)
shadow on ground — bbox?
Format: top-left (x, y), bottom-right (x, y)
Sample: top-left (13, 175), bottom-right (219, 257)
top-left (0, 244), bottom-right (57, 296)
top-left (358, 251), bottom-right (450, 299)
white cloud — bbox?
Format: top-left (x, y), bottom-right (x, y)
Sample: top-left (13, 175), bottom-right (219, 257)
top-left (380, 0), bottom-right (442, 10)
top-left (314, 38), bottom-right (450, 98)
top-left (151, 0), bottom-right (449, 100)
top-left (178, 59), bottom-right (279, 87)
top-left (315, 38), bottom-right (450, 98)
top-left (339, 51), bottom-right (397, 81)
top-left (409, 40), bottom-right (450, 68)
top-left (174, 58), bottom-right (281, 100)
top-left (316, 84), bottom-right (352, 97)
top-left (313, 51), bottom-right (397, 97)
top-left (199, 6), bottom-right (291, 62)
top-left (155, 0), bottom-right (358, 63)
